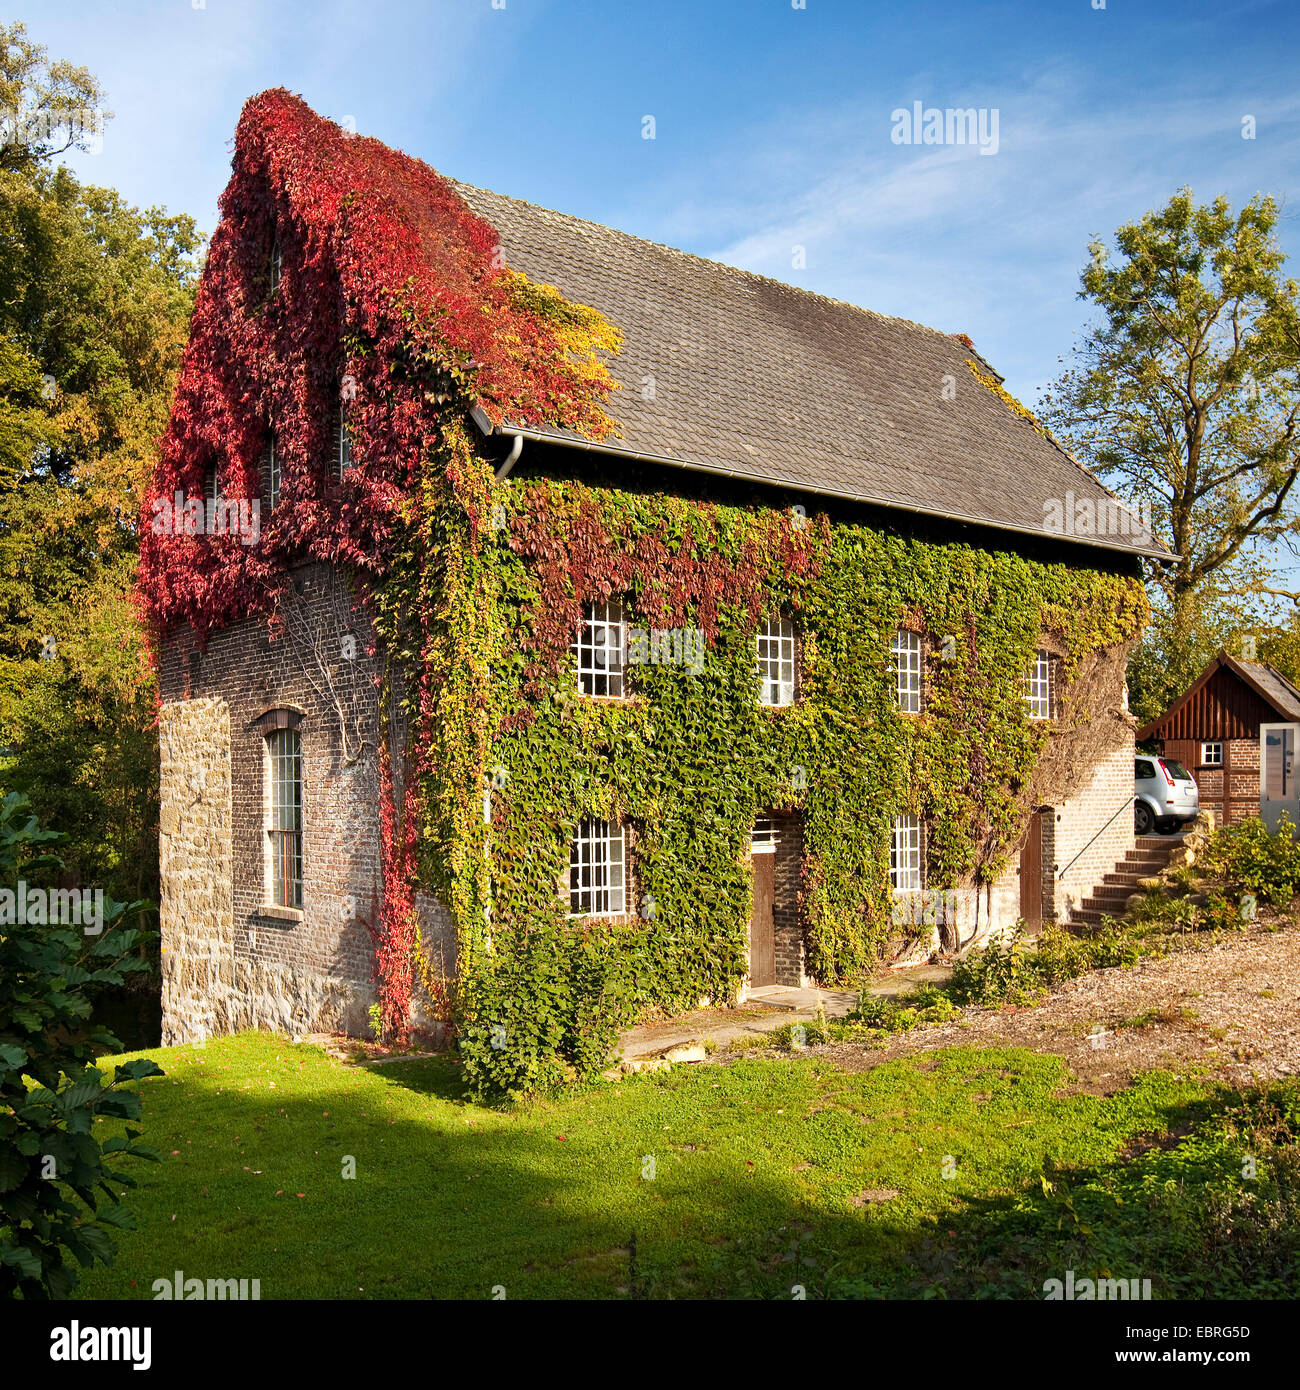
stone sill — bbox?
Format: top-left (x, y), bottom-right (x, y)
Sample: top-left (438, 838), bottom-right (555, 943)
top-left (259, 905), bottom-right (303, 923)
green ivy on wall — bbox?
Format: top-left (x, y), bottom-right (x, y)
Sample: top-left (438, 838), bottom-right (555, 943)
top-left (387, 460), bottom-right (1146, 1098)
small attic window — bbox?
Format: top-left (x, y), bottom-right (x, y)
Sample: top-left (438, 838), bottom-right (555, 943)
top-left (269, 239), bottom-right (282, 296)
top-left (333, 399), bottom-right (353, 481)
top-left (265, 435), bottom-right (280, 510)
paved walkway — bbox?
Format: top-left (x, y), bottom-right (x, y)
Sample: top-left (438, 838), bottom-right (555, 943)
top-left (613, 964), bottom-right (952, 1070)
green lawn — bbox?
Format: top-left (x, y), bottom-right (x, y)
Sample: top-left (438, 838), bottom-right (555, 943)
top-left (70, 1033), bottom-right (1296, 1300)
top-left (71, 1034), bottom-right (1300, 1301)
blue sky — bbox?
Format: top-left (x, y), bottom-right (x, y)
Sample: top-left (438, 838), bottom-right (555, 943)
top-left (18, 0), bottom-right (1300, 413)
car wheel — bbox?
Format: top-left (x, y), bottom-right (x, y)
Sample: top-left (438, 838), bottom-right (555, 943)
top-left (1134, 802), bottom-right (1154, 836)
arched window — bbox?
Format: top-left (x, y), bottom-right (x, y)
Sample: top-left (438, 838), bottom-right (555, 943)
top-left (257, 709), bottom-right (303, 910)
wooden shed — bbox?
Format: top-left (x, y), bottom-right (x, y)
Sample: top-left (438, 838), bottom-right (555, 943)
top-left (1137, 650), bottom-right (1300, 829)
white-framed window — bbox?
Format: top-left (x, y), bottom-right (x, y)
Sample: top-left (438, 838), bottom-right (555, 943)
top-left (890, 815), bottom-right (922, 893)
top-left (569, 817), bottom-right (625, 916)
top-left (756, 615), bottom-right (796, 707)
top-left (336, 401), bottom-right (353, 481)
top-left (892, 628), bottom-right (923, 713)
top-left (573, 599), bottom-right (625, 697)
top-left (266, 436), bottom-right (280, 510)
top-left (266, 727), bottom-right (303, 909)
top-left (206, 465), bottom-right (222, 506)
top-left (1202, 741), bottom-right (1224, 767)
top-left (750, 816), bottom-right (777, 855)
top-left (269, 239), bottom-right (282, 295)
top-left (1024, 648), bottom-right (1053, 720)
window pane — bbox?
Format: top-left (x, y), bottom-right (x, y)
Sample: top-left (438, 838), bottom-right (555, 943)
top-left (266, 437), bottom-right (279, 510)
top-left (338, 403), bottom-right (352, 479)
top-left (756, 616), bottom-right (796, 707)
top-left (891, 628), bottom-right (922, 713)
top-left (889, 814), bottom-right (922, 893)
top-left (569, 817), bottom-right (626, 916)
top-left (1024, 648), bottom-right (1052, 719)
top-left (573, 600), bottom-right (625, 697)
top-left (267, 728), bottom-right (303, 908)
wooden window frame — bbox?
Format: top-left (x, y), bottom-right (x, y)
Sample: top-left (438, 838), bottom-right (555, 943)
top-left (756, 615), bottom-right (797, 708)
top-left (1024, 647), bottom-right (1054, 721)
top-left (336, 399), bottom-right (353, 481)
top-left (891, 627), bottom-right (924, 714)
top-left (573, 599), bottom-right (626, 698)
top-left (266, 434), bottom-right (280, 510)
top-left (568, 816), bottom-right (626, 917)
top-left (261, 715), bottom-right (303, 912)
top-left (889, 814), bottom-right (923, 893)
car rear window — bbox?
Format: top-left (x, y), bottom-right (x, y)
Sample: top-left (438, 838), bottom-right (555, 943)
top-left (1162, 760), bottom-right (1192, 781)
top-left (1135, 759), bottom-right (1155, 779)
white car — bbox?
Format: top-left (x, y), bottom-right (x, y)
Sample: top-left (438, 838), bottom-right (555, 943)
top-left (1135, 755), bottom-right (1199, 835)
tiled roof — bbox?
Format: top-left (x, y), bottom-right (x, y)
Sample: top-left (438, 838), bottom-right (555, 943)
top-left (1137, 650), bottom-right (1300, 739)
top-left (457, 182), bottom-right (1168, 559)
top-left (1239, 659), bottom-right (1300, 722)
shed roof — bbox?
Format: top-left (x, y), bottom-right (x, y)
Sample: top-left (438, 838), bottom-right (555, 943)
top-left (1137, 650), bottom-right (1300, 740)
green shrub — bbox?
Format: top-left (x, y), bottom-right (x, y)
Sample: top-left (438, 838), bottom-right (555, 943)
top-left (852, 992), bottom-right (901, 1028)
top-left (0, 793), bottom-right (163, 1299)
top-left (948, 929), bottom-right (1044, 1006)
top-left (1201, 814), bottom-right (1300, 903)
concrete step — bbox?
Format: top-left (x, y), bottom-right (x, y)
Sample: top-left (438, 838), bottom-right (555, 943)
top-left (1089, 886), bottom-right (1136, 903)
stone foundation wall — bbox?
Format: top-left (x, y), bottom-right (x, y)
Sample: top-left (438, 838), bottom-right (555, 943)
top-left (159, 697), bottom-right (234, 1044)
top-left (158, 562), bottom-right (455, 1044)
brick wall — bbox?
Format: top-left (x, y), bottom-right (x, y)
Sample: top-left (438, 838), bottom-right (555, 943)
top-left (771, 812), bottom-right (805, 986)
top-left (1052, 741), bottom-right (1136, 922)
top-left (1228, 737), bottom-right (1260, 823)
top-left (158, 562), bottom-right (454, 1043)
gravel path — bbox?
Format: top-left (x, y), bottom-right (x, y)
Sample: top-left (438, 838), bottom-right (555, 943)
top-left (811, 914), bottom-right (1300, 1093)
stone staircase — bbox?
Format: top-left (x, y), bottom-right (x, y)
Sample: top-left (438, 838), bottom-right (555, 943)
top-left (1070, 833), bottom-right (1181, 926)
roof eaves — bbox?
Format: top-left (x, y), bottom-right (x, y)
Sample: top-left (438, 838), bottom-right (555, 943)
top-left (476, 414), bottom-right (1174, 562)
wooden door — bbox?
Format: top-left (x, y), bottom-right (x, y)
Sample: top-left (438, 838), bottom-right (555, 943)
top-left (750, 852), bottom-right (776, 986)
top-left (1019, 811), bottom-right (1043, 925)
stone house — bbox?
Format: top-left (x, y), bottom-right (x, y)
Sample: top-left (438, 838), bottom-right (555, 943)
top-left (146, 92), bottom-right (1164, 1053)
top-left (1138, 650), bottom-right (1300, 831)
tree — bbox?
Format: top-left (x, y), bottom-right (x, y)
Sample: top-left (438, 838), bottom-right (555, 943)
top-left (0, 792), bottom-right (162, 1299)
top-left (1040, 190), bottom-right (1300, 680)
top-left (0, 43), bottom-right (200, 905)
top-left (0, 21), bottom-right (109, 176)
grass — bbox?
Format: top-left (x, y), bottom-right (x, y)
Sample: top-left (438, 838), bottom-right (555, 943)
top-left (65, 1031), bottom-right (1298, 1300)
